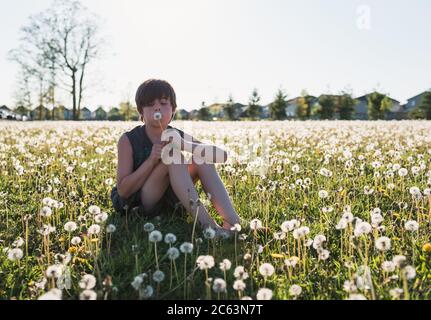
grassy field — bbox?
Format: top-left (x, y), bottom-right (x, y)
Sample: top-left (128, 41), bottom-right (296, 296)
top-left (1, 120), bottom-right (431, 300)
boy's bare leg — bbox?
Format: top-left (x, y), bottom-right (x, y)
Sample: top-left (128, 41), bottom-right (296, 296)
top-left (140, 162), bottom-right (170, 211)
top-left (190, 158), bottom-right (241, 229)
top-left (168, 154), bottom-right (221, 229)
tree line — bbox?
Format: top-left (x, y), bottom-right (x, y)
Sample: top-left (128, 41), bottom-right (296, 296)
top-left (8, 0), bottom-right (103, 121)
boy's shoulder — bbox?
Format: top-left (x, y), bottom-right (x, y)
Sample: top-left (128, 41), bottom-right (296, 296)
top-left (118, 125), bottom-right (144, 146)
top-left (120, 125), bottom-right (143, 138)
top-left (167, 125), bottom-right (185, 138)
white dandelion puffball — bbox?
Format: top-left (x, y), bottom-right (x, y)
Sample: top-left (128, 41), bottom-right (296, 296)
top-left (336, 219), bottom-right (348, 230)
top-left (233, 280), bottom-right (246, 291)
top-left (342, 211), bottom-right (354, 222)
top-left (256, 288), bottom-right (273, 300)
top-left (259, 263), bottom-right (275, 277)
top-left (318, 249), bottom-right (330, 261)
top-left (289, 284), bottom-right (302, 297)
top-left (219, 259), bottom-right (232, 271)
top-left (106, 224), bottom-right (116, 233)
top-left (381, 261), bottom-right (396, 273)
top-left (95, 212), bottom-right (108, 223)
top-left (131, 275), bottom-right (144, 290)
top-left (398, 168), bottom-right (408, 177)
top-left (153, 270), bottom-right (165, 283)
top-left (404, 265), bottom-right (416, 280)
top-left (180, 242), bottom-right (193, 254)
top-left (343, 280), bottom-right (356, 293)
top-left (12, 237), bottom-right (24, 248)
top-left (203, 227), bottom-right (216, 239)
top-left (153, 112), bottom-right (162, 121)
top-left (38, 288), bottom-right (62, 300)
top-left (64, 221), bottom-right (78, 232)
top-left (392, 255), bottom-right (407, 267)
top-left (40, 206), bottom-right (53, 217)
top-left (88, 224), bottom-right (101, 235)
top-left (292, 226), bottom-right (310, 239)
top-left (80, 290), bottom-right (97, 300)
top-left (318, 190), bottom-right (329, 199)
top-left (375, 236), bottom-right (391, 251)
top-left (149, 230), bottom-right (163, 243)
top-left (141, 285), bottom-right (154, 298)
top-left (46, 264), bottom-right (63, 278)
top-left (164, 233), bottom-right (177, 244)
top-left (354, 221), bottom-right (372, 237)
top-left (196, 255), bottom-right (215, 270)
top-left (347, 294), bottom-right (367, 300)
top-left (88, 205), bottom-right (101, 215)
top-left (409, 186), bottom-right (421, 196)
top-left (167, 247), bottom-right (180, 260)
top-left (71, 236), bottom-right (82, 245)
top-left (234, 266), bottom-right (249, 280)
top-left (249, 218), bottom-right (263, 230)
top-left (404, 220), bottom-right (419, 232)
top-left (143, 222), bottom-right (155, 232)
top-left (79, 274), bottom-right (97, 290)
top-left (281, 219), bottom-right (299, 232)
top-left (284, 256), bottom-right (300, 268)
top-left (7, 248), bottom-right (23, 261)
top-left (313, 235), bottom-right (326, 249)
top-left (212, 278), bottom-right (227, 293)
top-left (230, 223), bottom-right (242, 232)
top-left (389, 288), bottom-right (403, 299)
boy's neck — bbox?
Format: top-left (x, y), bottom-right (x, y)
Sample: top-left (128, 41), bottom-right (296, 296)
top-left (144, 123), bottom-right (170, 144)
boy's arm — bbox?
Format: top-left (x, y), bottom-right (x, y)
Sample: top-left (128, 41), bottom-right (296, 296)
top-left (116, 134), bottom-right (158, 199)
top-left (174, 129), bottom-right (228, 163)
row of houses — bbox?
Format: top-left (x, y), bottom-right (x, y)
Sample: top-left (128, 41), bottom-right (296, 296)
top-left (0, 105), bottom-right (113, 121)
top-left (184, 90), bottom-right (429, 121)
top-left (1, 90), bottom-right (429, 121)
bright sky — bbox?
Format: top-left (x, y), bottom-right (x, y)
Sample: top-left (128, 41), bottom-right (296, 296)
top-left (1, 0), bottom-right (430, 111)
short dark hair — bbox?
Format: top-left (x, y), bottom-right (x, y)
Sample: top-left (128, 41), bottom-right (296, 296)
top-left (135, 79), bottom-right (177, 116)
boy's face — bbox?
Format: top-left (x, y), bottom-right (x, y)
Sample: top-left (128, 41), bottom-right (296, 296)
top-left (141, 96), bottom-right (174, 129)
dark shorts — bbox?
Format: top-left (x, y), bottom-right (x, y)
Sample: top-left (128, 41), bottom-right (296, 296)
top-left (110, 185), bottom-right (187, 217)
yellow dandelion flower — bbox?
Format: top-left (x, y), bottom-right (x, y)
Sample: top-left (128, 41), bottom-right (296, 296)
top-left (422, 243), bottom-right (431, 253)
top-left (68, 247), bottom-right (78, 254)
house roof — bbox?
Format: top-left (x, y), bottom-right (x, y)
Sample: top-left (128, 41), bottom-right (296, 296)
top-left (95, 106), bottom-right (107, 112)
top-left (0, 105), bottom-right (10, 111)
top-left (406, 91), bottom-right (429, 102)
top-left (355, 92), bottom-right (400, 103)
top-left (287, 96), bottom-right (317, 103)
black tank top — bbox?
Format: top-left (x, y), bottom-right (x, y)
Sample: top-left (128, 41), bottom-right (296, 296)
top-left (126, 124), bottom-right (185, 171)
top-left (110, 124), bottom-right (186, 212)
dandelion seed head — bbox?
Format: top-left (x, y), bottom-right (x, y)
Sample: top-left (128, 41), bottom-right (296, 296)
top-left (79, 274), bottom-right (97, 290)
top-left (256, 288), bottom-right (273, 300)
top-left (180, 242), bottom-right (193, 254)
top-left (152, 270), bottom-right (165, 283)
top-left (143, 223), bottom-right (155, 233)
top-left (259, 263), bottom-right (275, 277)
top-left (164, 233), bottom-right (177, 244)
top-left (79, 289), bottom-right (97, 300)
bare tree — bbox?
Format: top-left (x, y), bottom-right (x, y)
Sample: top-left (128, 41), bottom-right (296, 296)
top-left (9, 0), bottom-right (103, 120)
top-left (13, 68), bottom-right (33, 111)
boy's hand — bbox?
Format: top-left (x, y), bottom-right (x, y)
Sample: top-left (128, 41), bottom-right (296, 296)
top-left (149, 141), bottom-right (170, 166)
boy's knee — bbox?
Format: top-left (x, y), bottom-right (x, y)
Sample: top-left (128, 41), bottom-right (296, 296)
top-left (162, 150), bottom-right (191, 167)
top-left (154, 161), bottom-right (170, 176)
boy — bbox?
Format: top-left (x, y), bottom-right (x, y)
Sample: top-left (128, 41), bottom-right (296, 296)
top-left (110, 79), bottom-right (241, 234)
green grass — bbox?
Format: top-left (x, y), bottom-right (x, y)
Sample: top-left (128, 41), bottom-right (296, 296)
top-left (1, 120), bottom-right (431, 300)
